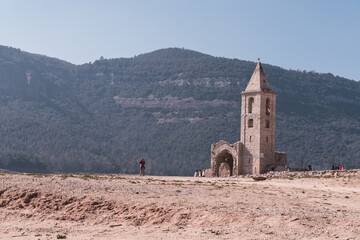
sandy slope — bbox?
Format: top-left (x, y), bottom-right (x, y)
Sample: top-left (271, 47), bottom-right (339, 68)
top-left (0, 171), bottom-right (359, 240)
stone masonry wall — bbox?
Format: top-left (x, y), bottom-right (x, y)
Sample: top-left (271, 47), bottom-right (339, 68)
top-left (275, 152), bottom-right (287, 167)
top-left (259, 92), bottom-right (277, 173)
top-left (241, 93), bottom-right (261, 175)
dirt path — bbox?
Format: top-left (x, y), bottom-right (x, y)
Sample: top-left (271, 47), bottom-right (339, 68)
top-left (1, 172), bottom-right (359, 239)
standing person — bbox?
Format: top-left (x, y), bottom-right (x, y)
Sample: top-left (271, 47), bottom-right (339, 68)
top-left (139, 158), bottom-right (145, 176)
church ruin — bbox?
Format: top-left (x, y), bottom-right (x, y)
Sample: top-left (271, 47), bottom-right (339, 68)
top-left (210, 62), bottom-right (287, 177)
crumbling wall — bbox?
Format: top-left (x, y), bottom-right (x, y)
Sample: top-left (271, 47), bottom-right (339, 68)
top-left (211, 140), bottom-right (241, 177)
top-left (275, 152), bottom-right (287, 167)
top-left (204, 169), bottom-right (212, 177)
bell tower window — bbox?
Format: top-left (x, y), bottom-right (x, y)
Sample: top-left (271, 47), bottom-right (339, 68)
top-left (266, 120), bottom-right (270, 128)
top-left (248, 119), bottom-right (253, 128)
top-left (248, 97), bottom-right (254, 113)
top-left (266, 98), bottom-right (270, 115)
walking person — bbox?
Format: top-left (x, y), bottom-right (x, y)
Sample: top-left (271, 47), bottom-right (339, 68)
top-left (139, 158), bottom-right (145, 176)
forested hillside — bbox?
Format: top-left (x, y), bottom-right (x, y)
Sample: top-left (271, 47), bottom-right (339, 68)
top-left (0, 46), bottom-right (359, 175)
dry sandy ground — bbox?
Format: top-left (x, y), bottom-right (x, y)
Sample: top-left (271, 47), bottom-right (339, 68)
top-left (0, 171), bottom-right (360, 240)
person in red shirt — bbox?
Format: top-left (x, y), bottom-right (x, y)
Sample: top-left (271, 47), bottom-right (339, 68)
top-left (139, 158), bottom-right (145, 176)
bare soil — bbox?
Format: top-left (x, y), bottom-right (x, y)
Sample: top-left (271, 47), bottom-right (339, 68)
top-left (1, 171), bottom-right (359, 240)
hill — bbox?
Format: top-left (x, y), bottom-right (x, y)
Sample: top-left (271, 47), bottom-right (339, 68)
top-left (0, 46), bottom-right (359, 175)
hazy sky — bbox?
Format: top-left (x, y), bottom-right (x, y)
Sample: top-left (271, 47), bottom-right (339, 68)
top-left (1, 0), bottom-right (359, 81)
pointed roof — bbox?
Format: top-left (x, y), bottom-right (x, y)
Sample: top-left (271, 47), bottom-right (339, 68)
top-left (244, 62), bottom-right (273, 92)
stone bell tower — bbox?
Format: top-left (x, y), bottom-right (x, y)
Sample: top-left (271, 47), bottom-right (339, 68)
top-left (240, 61), bottom-right (277, 175)
top-left (210, 61), bottom-right (286, 177)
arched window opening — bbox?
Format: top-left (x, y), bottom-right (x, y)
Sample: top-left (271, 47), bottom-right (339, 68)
top-left (266, 136), bottom-right (269, 143)
top-left (249, 136), bottom-right (252, 142)
top-left (266, 120), bottom-right (270, 128)
top-left (266, 98), bottom-right (270, 115)
top-left (248, 97), bottom-right (254, 113)
top-left (248, 119), bottom-right (253, 128)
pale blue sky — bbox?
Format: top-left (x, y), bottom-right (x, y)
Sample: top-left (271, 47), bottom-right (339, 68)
top-left (0, 0), bottom-right (359, 80)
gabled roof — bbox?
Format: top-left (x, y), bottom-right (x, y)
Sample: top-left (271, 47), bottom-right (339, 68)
top-left (244, 62), bottom-right (273, 92)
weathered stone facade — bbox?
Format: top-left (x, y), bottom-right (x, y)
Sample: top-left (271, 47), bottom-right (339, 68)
top-left (211, 62), bottom-right (287, 176)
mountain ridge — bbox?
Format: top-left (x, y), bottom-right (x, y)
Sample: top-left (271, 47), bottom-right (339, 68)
top-left (0, 45), bottom-right (359, 175)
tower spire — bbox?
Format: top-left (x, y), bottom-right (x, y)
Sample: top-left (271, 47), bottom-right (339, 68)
top-left (244, 62), bottom-right (272, 92)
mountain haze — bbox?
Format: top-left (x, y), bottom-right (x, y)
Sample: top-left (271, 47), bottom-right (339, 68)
top-left (0, 46), bottom-right (360, 175)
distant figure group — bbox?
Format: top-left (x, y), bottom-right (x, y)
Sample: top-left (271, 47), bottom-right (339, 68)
top-left (194, 169), bottom-right (205, 177)
top-left (139, 158), bottom-right (145, 176)
top-left (332, 165), bottom-right (343, 170)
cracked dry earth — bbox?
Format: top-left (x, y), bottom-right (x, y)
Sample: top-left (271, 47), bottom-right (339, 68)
top-left (0, 172), bottom-right (360, 240)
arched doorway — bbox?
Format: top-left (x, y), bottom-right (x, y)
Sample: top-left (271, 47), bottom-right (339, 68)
top-left (214, 150), bottom-right (234, 177)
